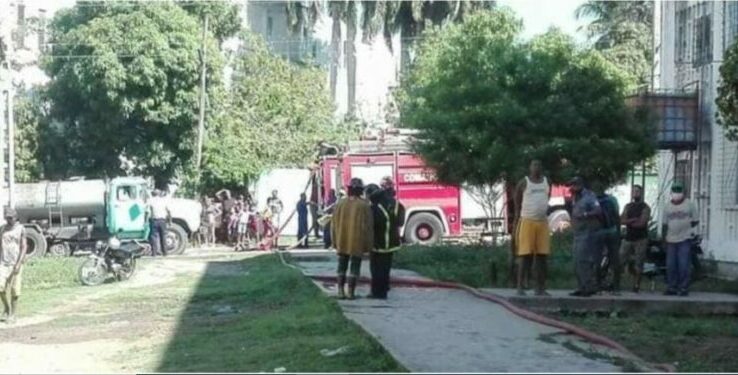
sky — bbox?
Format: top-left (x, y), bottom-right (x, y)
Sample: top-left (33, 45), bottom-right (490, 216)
top-left (497, 0), bottom-right (591, 43)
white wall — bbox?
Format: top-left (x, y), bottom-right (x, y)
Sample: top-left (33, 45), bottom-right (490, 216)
top-left (656, 0), bottom-right (738, 264)
top-left (251, 168), bottom-right (312, 238)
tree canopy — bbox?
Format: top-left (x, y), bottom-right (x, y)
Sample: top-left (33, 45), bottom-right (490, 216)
top-left (42, 3), bottom-right (223, 186)
top-left (398, 9), bottom-right (655, 188)
top-left (198, 32), bottom-right (356, 193)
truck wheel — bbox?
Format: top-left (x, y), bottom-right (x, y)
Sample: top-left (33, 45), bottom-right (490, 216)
top-left (404, 213), bottom-right (444, 245)
top-left (166, 223), bottom-right (188, 255)
top-left (48, 243), bottom-right (71, 257)
top-left (24, 229), bottom-right (47, 259)
top-left (548, 210), bottom-right (571, 233)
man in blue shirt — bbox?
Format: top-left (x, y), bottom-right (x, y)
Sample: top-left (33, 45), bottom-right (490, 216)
top-left (568, 177), bottom-right (603, 297)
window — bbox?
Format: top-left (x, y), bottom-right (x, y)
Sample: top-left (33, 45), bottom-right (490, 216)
top-left (38, 9), bottom-right (46, 52)
top-left (694, 15), bottom-right (712, 66)
top-left (267, 16), bottom-right (273, 37)
top-left (727, 2), bottom-right (738, 48)
top-left (676, 8), bottom-right (688, 63)
top-left (17, 4), bottom-right (25, 26)
top-left (675, 159), bottom-right (692, 196)
top-left (116, 186), bottom-right (136, 201)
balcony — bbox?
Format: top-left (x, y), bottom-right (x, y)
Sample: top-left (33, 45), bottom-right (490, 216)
top-left (626, 90), bottom-right (699, 151)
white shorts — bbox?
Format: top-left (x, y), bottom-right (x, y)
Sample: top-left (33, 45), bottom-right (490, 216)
top-left (0, 265), bottom-right (22, 297)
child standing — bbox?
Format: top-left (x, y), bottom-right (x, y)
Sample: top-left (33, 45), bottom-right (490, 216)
top-left (237, 205), bottom-right (251, 250)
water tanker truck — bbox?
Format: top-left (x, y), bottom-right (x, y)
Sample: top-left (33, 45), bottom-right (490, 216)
top-left (14, 177), bottom-right (201, 258)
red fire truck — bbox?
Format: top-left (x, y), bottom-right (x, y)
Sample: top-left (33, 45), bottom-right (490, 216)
top-left (316, 129), bottom-right (571, 244)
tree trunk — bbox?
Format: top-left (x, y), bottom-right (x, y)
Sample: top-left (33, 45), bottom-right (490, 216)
top-left (330, 13), bottom-right (341, 102)
top-left (346, 20), bottom-right (357, 116)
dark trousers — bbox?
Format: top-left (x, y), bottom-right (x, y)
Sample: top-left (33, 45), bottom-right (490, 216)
top-left (309, 204), bottom-right (320, 238)
top-left (150, 219), bottom-right (168, 256)
top-left (323, 222), bottom-right (332, 249)
top-left (597, 230), bottom-right (621, 291)
top-left (370, 252), bottom-right (394, 298)
top-left (337, 254), bottom-right (362, 278)
top-left (666, 240), bottom-right (691, 292)
top-left (574, 231), bottom-right (601, 293)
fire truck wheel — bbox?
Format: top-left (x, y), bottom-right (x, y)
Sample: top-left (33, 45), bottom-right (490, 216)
top-left (24, 229), bottom-right (48, 259)
top-left (405, 213), bottom-right (444, 245)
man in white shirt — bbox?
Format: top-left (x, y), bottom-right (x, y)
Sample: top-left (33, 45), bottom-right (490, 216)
top-left (148, 190), bottom-right (171, 256)
top-left (661, 182), bottom-right (698, 296)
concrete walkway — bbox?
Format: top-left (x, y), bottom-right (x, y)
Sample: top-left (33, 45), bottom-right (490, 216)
top-left (292, 252), bottom-right (629, 372)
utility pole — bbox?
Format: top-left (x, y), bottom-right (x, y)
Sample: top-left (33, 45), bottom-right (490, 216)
top-left (196, 14), bottom-right (208, 176)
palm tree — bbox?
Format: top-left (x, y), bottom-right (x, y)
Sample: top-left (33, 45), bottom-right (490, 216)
top-left (285, 1), bottom-right (322, 38)
top-left (575, 0), bottom-right (653, 85)
top-left (362, 1), bottom-right (494, 76)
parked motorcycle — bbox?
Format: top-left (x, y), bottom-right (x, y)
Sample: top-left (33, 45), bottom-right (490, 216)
top-left (78, 237), bottom-right (146, 286)
top-left (642, 235), bottom-right (703, 289)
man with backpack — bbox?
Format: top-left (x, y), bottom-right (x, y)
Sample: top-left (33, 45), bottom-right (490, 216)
top-left (592, 181), bottom-right (621, 294)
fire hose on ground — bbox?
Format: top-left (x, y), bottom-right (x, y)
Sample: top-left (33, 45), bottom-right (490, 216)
top-left (266, 168), bottom-right (674, 372)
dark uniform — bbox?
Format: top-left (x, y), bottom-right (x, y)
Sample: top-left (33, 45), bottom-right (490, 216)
top-left (369, 190), bottom-right (405, 299)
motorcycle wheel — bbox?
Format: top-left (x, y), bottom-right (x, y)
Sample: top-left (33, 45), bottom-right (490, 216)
top-left (118, 258), bottom-right (137, 281)
top-left (79, 258), bottom-right (108, 286)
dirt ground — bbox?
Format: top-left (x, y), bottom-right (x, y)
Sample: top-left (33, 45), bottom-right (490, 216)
top-left (0, 248), bottom-right (259, 374)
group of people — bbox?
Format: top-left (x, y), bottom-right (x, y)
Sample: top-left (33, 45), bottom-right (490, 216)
top-left (514, 159), bottom-right (699, 298)
top-left (329, 176), bottom-right (405, 300)
top-left (197, 190), bottom-right (283, 251)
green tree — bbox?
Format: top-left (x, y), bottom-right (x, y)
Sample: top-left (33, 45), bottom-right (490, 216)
top-left (716, 39), bottom-right (738, 141)
top-left (398, 9), bottom-right (655, 188)
top-left (177, 1), bottom-right (241, 42)
top-left (199, 32), bottom-right (357, 193)
top-left (13, 88), bottom-right (45, 183)
top-left (42, 3), bottom-right (224, 186)
top-left (575, 0), bottom-right (653, 88)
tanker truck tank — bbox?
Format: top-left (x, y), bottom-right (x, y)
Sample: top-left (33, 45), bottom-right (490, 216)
top-left (14, 180), bottom-right (107, 227)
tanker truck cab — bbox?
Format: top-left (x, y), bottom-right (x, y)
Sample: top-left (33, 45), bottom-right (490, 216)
top-left (14, 177), bottom-right (201, 258)
top-left (105, 178), bottom-right (150, 241)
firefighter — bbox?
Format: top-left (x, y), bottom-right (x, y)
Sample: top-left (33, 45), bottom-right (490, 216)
top-left (367, 184), bottom-right (405, 300)
top-left (331, 178), bottom-right (373, 300)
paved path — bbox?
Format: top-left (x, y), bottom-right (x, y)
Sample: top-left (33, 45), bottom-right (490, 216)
top-left (294, 254), bottom-right (627, 373)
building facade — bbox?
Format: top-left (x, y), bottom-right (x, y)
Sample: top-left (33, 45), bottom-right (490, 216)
top-left (655, 1), bottom-right (738, 275)
top-left (242, 1), bottom-right (402, 127)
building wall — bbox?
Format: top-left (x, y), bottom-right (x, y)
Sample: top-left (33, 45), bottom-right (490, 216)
top-left (657, 0), bottom-right (738, 270)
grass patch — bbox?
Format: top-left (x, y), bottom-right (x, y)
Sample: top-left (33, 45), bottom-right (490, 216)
top-left (551, 312), bottom-right (738, 372)
top-left (395, 233), bottom-right (576, 289)
top-left (23, 257), bottom-right (85, 291)
top-left (16, 256), bottom-right (87, 317)
top-left (154, 255), bottom-right (405, 372)
top-left (395, 232), bottom-right (738, 293)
